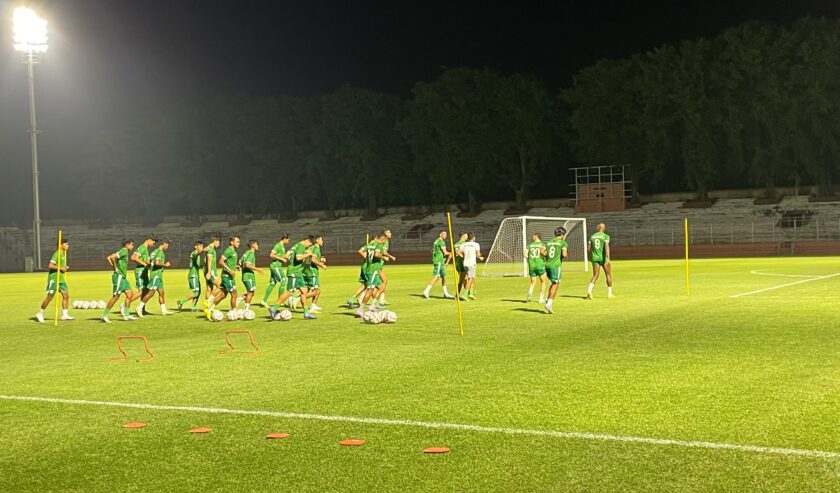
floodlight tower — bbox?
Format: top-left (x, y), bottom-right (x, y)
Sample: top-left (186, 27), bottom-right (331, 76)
top-left (13, 7), bottom-right (48, 270)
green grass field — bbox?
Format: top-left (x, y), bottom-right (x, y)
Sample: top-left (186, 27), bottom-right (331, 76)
top-left (1, 258), bottom-right (839, 492)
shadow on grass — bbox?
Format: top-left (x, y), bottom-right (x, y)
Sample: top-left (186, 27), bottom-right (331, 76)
top-left (560, 295), bottom-right (589, 300)
top-left (513, 307), bottom-right (547, 314)
top-left (501, 299), bottom-right (528, 303)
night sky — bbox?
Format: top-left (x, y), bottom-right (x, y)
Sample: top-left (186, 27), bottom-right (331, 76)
top-left (0, 0), bottom-right (838, 223)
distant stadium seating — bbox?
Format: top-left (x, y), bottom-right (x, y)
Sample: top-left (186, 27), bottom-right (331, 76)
top-left (2, 195), bottom-right (839, 271)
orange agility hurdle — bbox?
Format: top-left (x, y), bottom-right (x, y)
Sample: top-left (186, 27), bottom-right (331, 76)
top-left (111, 336), bottom-right (155, 363)
top-left (220, 330), bottom-right (260, 356)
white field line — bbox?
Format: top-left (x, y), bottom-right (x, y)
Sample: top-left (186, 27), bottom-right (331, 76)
top-left (749, 270), bottom-right (822, 279)
top-left (731, 273), bottom-right (840, 299)
top-left (0, 394), bottom-right (838, 460)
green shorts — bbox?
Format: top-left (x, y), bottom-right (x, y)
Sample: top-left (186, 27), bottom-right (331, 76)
top-left (366, 269), bottom-right (383, 289)
top-left (46, 272), bottom-right (68, 294)
top-left (206, 271), bottom-right (218, 289)
top-left (242, 272), bottom-right (257, 292)
top-left (546, 267), bottom-right (561, 284)
top-left (432, 262), bottom-right (446, 278)
top-left (221, 273), bottom-right (237, 293)
top-left (591, 259), bottom-right (607, 267)
top-left (357, 266), bottom-right (368, 284)
top-left (528, 267), bottom-right (546, 278)
top-left (268, 264), bottom-right (286, 284)
top-left (287, 274), bottom-right (306, 292)
top-left (134, 268), bottom-right (149, 291)
top-left (148, 273), bottom-right (164, 291)
top-left (304, 275), bottom-right (319, 289)
top-left (111, 272), bottom-right (131, 295)
top-left (188, 272), bottom-right (201, 295)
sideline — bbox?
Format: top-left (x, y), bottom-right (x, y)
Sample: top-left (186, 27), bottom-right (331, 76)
top-left (1, 394), bottom-right (837, 460)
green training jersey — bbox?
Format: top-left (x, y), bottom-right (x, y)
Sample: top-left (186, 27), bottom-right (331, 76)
top-left (133, 244), bottom-right (150, 269)
top-left (454, 240), bottom-right (465, 270)
top-left (364, 241), bottom-right (384, 274)
top-left (527, 241), bottom-right (546, 269)
top-left (269, 242), bottom-right (286, 268)
top-left (222, 246), bottom-right (238, 275)
top-left (589, 232), bottom-right (610, 262)
top-left (544, 237), bottom-right (568, 269)
top-left (288, 242), bottom-right (308, 276)
top-left (113, 247), bottom-right (130, 277)
top-left (188, 249), bottom-right (203, 275)
top-left (240, 249), bottom-right (257, 273)
top-left (149, 248), bottom-right (166, 274)
top-left (432, 238), bottom-right (446, 264)
top-left (50, 249), bottom-right (68, 281)
top-left (303, 244), bottom-right (321, 276)
top-left (205, 246), bottom-right (217, 275)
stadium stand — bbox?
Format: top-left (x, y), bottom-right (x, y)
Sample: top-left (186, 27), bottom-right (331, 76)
top-left (2, 195), bottom-right (840, 271)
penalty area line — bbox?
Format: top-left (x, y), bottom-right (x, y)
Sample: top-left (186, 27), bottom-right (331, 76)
top-left (731, 272), bottom-right (840, 299)
top-left (0, 394), bottom-right (838, 460)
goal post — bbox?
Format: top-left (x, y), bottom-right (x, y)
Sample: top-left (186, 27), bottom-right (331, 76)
top-left (481, 216), bottom-right (588, 277)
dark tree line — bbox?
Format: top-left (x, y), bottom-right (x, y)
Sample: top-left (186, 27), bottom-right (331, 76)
top-left (61, 17), bottom-right (840, 223)
top-left (566, 17), bottom-right (840, 201)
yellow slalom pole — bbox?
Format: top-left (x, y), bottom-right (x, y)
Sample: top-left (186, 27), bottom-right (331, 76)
top-left (446, 212), bottom-right (464, 336)
top-left (684, 218), bottom-right (690, 296)
top-left (365, 233), bottom-right (369, 244)
top-left (53, 230), bottom-right (62, 326)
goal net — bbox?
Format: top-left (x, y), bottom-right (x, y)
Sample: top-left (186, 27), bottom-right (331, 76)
top-left (481, 216), bottom-right (588, 276)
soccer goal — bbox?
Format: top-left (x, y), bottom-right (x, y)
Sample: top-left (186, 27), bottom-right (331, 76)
top-left (482, 216), bottom-right (588, 277)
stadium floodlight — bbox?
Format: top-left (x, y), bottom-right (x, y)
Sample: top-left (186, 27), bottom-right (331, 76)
top-left (13, 7), bottom-right (48, 270)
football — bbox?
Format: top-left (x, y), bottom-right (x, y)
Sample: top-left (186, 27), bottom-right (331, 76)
top-left (362, 311), bottom-right (382, 324)
top-left (279, 309), bottom-right (293, 321)
top-left (97, 300), bottom-right (107, 309)
top-left (211, 310), bottom-right (225, 322)
top-left (243, 309), bottom-right (255, 320)
top-left (226, 310), bottom-right (238, 321)
top-left (81, 301), bottom-right (91, 309)
top-left (383, 310), bottom-right (397, 324)
top-left (72, 301), bottom-right (81, 309)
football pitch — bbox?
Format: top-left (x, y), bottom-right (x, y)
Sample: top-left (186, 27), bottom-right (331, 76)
top-left (1, 258), bottom-right (838, 492)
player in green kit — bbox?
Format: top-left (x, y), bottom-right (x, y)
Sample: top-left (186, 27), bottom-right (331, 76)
top-left (586, 223), bottom-right (614, 299)
top-left (268, 236), bottom-right (317, 320)
top-left (35, 237), bottom-right (73, 323)
top-left (177, 240), bottom-right (204, 311)
top-left (205, 236), bottom-right (240, 319)
top-left (544, 227), bottom-right (569, 314)
top-left (453, 232), bottom-right (469, 299)
top-left (525, 233), bottom-right (548, 303)
top-left (421, 230), bottom-right (454, 299)
top-left (239, 240), bottom-right (262, 311)
top-left (376, 228), bottom-right (397, 305)
top-left (101, 239), bottom-right (138, 323)
top-left (260, 234), bottom-right (290, 307)
top-left (203, 236), bottom-right (222, 304)
top-left (138, 239), bottom-right (174, 315)
top-left (129, 236), bottom-right (157, 308)
top-left (356, 233), bottom-right (388, 316)
top-left (347, 237), bottom-right (372, 308)
top-left (303, 235), bottom-right (327, 312)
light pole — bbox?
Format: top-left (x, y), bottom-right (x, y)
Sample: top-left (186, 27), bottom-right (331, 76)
top-left (13, 7), bottom-right (48, 270)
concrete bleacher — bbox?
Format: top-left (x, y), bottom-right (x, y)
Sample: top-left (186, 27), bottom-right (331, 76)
top-left (3, 194), bottom-right (840, 271)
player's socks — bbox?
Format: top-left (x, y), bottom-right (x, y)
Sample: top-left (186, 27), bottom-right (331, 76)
top-left (422, 286), bottom-right (431, 298)
top-left (119, 303), bottom-right (126, 316)
top-left (35, 309), bottom-right (45, 323)
top-left (587, 283), bottom-right (594, 297)
top-left (527, 286), bottom-right (534, 301)
top-left (137, 302), bottom-right (146, 317)
top-left (101, 308), bottom-right (109, 317)
top-left (161, 304), bottom-right (169, 314)
top-left (545, 299), bottom-right (554, 314)
top-left (61, 309), bottom-right (74, 320)
top-left (442, 287), bottom-right (452, 297)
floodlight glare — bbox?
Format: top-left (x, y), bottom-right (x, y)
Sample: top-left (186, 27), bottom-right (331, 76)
top-left (13, 7), bottom-right (48, 54)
